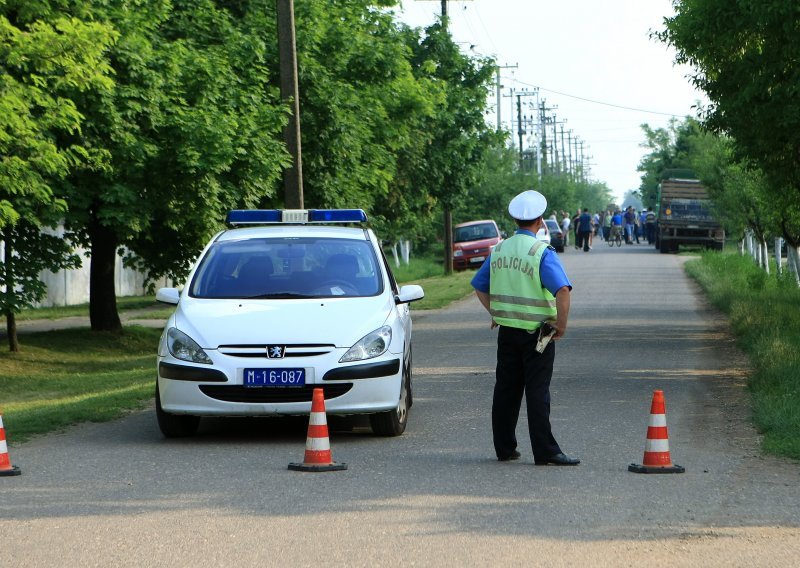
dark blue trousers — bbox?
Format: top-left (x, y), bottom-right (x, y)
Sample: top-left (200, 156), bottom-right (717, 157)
top-left (492, 326), bottom-right (561, 461)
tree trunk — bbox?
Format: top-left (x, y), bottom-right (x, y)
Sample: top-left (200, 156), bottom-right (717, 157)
top-left (401, 239), bottom-right (410, 265)
top-left (788, 246), bottom-right (800, 288)
top-left (775, 238), bottom-right (783, 276)
top-left (88, 219), bottom-right (122, 332)
top-left (5, 310), bottom-right (18, 352)
top-left (2, 226), bottom-right (19, 352)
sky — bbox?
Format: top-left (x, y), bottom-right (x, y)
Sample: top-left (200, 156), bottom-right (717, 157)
top-left (394, 0), bottom-right (707, 204)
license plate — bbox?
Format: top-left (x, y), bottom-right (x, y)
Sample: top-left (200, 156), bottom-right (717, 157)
top-left (470, 256), bottom-right (485, 263)
top-left (243, 368), bottom-right (305, 387)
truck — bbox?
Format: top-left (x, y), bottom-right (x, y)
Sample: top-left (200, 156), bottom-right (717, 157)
top-left (655, 178), bottom-right (725, 253)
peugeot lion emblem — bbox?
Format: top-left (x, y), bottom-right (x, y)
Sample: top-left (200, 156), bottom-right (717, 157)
top-left (267, 345), bottom-right (286, 359)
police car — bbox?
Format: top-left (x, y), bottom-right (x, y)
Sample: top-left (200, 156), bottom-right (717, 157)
top-left (154, 209), bottom-right (424, 437)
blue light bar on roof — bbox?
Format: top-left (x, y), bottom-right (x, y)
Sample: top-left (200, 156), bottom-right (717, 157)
top-left (226, 209), bottom-right (367, 226)
top-left (226, 210), bottom-right (282, 225)
top-left (308, 209), bottom-right (367, 223)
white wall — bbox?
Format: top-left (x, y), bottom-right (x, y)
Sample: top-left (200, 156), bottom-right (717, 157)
top-left (37, 248), bottom-right (171, 307)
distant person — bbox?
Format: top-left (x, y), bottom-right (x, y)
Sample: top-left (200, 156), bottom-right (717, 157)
top-left (577, 208), bottom-right (593, 252)
top-left (610, 209), bottom-right (623, 242)
top-left (571, 209), bottom-right (581, 249)
top-left (645, 208), bottom-right (656, 244)
top-left (471, 189), bottom-right (579, 466)
top-left (603, 210), bottom-right (612, 241)
top-left (639, 209), bottom-right (648, 241)
top-left (560, 212), bottom-right (571, 248)
top-left (624, 206), bottom-right (636, 244)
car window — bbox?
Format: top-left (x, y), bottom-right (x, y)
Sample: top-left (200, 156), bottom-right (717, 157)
top-left (190, 237), bottom-right (383, 299)
top-left (454, 222), bottom-right (498, 243)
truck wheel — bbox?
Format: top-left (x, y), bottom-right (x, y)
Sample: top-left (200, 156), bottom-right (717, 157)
top-left (660, 240), bottom-right (672, 254)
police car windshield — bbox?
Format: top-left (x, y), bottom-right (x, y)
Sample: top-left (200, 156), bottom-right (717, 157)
top-left (189, 237), bottom-right (383, 299)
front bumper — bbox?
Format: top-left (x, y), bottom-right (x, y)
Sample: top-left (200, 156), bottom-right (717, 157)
top-left (157, 356), bottom-right (402, 416)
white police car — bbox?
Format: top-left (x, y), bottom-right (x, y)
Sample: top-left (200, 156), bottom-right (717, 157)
top-left (155, 209), bottom-right (424, 437)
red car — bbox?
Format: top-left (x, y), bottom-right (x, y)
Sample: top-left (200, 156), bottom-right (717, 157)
top-left (453, 220), bottom-right (503, 270)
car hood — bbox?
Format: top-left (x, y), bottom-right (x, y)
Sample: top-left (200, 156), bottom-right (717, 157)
top-left (454, 237), bottom-right (499, 250)
top-left (174, 296), bottom-right (394, 348)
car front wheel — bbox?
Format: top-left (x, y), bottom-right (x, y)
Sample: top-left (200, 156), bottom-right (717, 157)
top-left (369, 355), bottom-right (410, 437)
top-left (155, 383), bottom-right (200, 437)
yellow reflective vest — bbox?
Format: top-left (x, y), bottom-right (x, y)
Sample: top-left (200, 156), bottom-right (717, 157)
top-left (489, 233), bottom-right (557, 330)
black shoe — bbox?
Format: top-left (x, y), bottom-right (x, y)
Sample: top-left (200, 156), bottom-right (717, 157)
top-left (535, 453), bottom-right (580, 466)
top-left (498, 450), bottom-right (521, 462)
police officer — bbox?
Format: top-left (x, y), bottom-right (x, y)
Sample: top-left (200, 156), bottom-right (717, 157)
top-left (471, 190), bottom-right (580, 465)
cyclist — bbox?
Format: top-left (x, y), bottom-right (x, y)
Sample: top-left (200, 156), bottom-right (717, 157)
top-left (610, 209), bottom-right (624, 244)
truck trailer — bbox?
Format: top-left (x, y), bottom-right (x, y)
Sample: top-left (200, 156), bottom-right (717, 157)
top-left (656, 178), bottom-right (725, 253)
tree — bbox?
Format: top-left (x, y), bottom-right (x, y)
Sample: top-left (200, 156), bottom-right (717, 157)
top-left (658, 0), bottom-right (800, 265)
top-left (48, 0), bottom-right (288, 331)
top-left (0, 9), bottom-right (115, 349)
top-left (406, 22), bottom-right (503, 273)
top-left (637, 117), bottom-right (700, 208)
top-left (688, 130), bottom-right (776, 270)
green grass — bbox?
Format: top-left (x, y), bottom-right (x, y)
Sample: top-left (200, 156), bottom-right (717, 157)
top-left (685, 251), bottom-right (800, 460)
top-left (9, 295), bottom-right (159, 321)
top-left (0, 256), bottom-right (475, 443)
top-left (0, 327), bottom-right (161, 443)
top-left (392, 254), bottom-right (476, 310)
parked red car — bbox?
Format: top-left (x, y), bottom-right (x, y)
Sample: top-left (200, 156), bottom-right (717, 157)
top-left (452, 220), bottom-right (503, 270)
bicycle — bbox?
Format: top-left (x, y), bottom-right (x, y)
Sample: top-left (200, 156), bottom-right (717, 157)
top-left (608, 227), bottom-right (623, 247)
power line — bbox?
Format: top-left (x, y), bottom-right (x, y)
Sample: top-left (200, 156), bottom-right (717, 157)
top-left (514, 79), bottom-right (692, 117)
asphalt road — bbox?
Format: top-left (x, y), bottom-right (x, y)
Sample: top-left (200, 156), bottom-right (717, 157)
top-left (3, 242), bottom-right (799, 567)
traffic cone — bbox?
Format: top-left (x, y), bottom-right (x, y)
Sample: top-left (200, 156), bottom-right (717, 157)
top-left (628, 390), bottom-right (685, 474)
top-left (288, 388), bottom-right (347, 472)
top-left (0, 412), bottom-right (21, 477)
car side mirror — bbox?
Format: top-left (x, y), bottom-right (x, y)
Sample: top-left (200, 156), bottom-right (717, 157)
top-left (501, 231), bottom-right (508, 239)
top-left (395, 284), bottom-right (424, 304)
top-left (156, 287), bottom-right (181, 305)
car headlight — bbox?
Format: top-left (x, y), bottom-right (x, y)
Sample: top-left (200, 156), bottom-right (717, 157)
top-left (453, 249), bottom-right (463, 257)
top-left (340, 326), bottom-right (392, 362)
top-left (167, 328), bottom-right (213, 364)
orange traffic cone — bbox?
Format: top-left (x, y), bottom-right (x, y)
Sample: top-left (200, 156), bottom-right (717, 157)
top-left (289, 388), bottom-right (347, 472)
top-left (628, 390), bottom-right (684, 474)
top-left (0, 412), bottom-right (21, 476)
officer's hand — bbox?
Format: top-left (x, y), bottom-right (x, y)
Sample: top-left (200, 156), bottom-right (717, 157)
top-left (490, 319), bottom-right (498, 330)
top-left (553, 324), bottom-right (566, 340)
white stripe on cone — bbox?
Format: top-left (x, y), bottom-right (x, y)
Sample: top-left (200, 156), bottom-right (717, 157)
top-left (645, 439), bottom-right (671, 453)
top-left (309, 412), bottom-right (327, 426)
top-left (0, 440), bottom-right (7, 454)
top-left (306, 437), bottom-right (331, 451)
top-left (648, 414), bottom-right (667, 427)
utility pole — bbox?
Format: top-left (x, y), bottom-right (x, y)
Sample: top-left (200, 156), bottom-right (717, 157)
top-left (514, 90), bottom-right (537, 170)
top-left (566, 130), bottom-right (573, 178)
top-left (495, 63), bottom-right (517, 130)
top-left (277, 0), bottom-right (303, 208)
top-left (560, 125), bottom-right (567, 177)
top-left (551, 114), bottom-right (559, 175)
top-left (538, 99), bottom-right (556, 176)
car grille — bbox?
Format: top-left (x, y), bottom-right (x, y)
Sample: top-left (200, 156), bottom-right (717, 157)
top-left (199, 384), bottom-right (352, 403)
top-left (217, 344), bottom-right (336, 358)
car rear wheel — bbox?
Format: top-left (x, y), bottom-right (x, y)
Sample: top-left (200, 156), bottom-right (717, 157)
top-left (369, 352), bottom-right (410, 437)
top-left (155, 383), bottom-right (200, 437)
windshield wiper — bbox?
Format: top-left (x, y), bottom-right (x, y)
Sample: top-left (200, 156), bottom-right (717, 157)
top-left (247, 292), bottom-right (312, 299)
